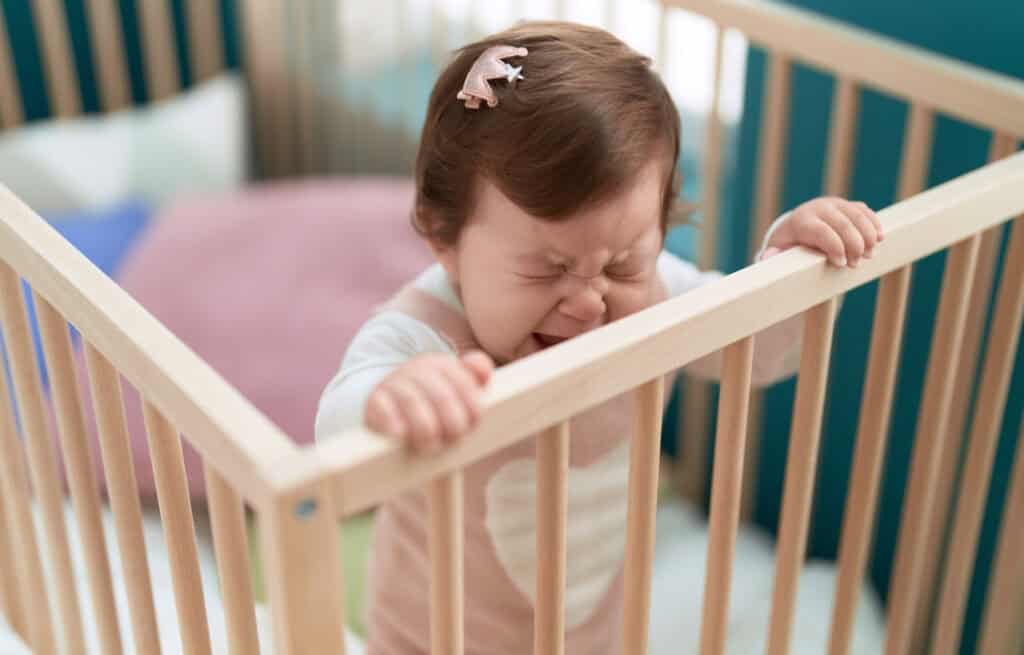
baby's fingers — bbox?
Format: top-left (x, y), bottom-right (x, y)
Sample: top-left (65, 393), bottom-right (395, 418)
top-left (820, 205), bottom-right (865, 266)
top-left (365, 388), bottom-right (406, 438)
top-left (805, 218), bottom-right (848, 267)
top-left (461, 350), bottom-right (495, 385)
top-left (840, 202), bottom-right (880, 257)
top-left (409, 372), bottom-right (471, 446)
top-left (855, 201), bottom-right (884, 241)
top-left (387, 380), bottom-right (444, 452)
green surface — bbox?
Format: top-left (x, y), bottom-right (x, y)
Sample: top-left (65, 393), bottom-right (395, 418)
top-left (244, 473), bottom-right (676, 639)
top-left (247, 510), bottom-right (376, 638)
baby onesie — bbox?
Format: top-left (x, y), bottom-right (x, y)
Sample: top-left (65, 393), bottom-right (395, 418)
top-left (316, 250), bottom-right (804, 654)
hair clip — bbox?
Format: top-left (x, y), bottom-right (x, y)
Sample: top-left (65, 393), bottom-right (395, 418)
top-left (457, 45), bottom-right (528, 109)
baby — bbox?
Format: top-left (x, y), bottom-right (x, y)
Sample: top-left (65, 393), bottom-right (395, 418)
top-left (315, 21), bottom-right (881, 655)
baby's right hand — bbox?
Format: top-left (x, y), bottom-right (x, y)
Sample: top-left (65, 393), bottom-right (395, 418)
top-left (365, 351), bottom-right (494, 452)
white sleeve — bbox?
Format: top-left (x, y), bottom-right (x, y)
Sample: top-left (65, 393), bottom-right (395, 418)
top-left (658, 227), bottom-right (804, 388)
top-left (314, 311), bottom-right (455, 442)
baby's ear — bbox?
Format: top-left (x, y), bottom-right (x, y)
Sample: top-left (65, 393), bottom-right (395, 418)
top-left (428, 238), bottom-right (461, 283)
top-left (414, 206), bottom-right (461, 280)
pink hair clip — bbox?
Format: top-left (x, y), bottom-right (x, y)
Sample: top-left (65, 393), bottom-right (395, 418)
top-left (457, 45), bottom-right (528, 109)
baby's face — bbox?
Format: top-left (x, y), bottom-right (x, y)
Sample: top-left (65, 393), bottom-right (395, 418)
top-left (434, 162), bottom-right (666, 365)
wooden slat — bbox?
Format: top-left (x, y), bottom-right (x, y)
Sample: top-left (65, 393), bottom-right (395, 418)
top-left (260, 480), bottom-right (346, 654)
top-left (621, 377), bottom-right (666, 655)
top-left (976, 417), bottom-right (1024, 655)
top-left (205, 467), bottom-right (261, 655)
top-left (826, 267), bottom-right (911, 655)
top-left (912, 132), bottom-right (1018, 650)
top-left (431, 0), bottom-right (448, 69)
top-left (34, 294), bottom-right (123, 655)
top-left (398, 0), bottom-right (416, 170)
top-left (890, 102), bottom-right (940, 652)
top-left (678, 25), bottom-right (727, 506)
top-left (0, 344), bottom-right (54, 652)
top-left (240, 0), bottom-right (292, 177)
top-left (825, 76), bottom-right (859, 198)
top-left (765, 299), bottom-right (837, 655)
top-left (884, 234), bottom-right (982, 655)
top-left (0, 5), bottom-right (24, 127)
top-left (752, 51), bottom-right (793, 255)
top-left (698, 337), bottom-right (755, 655)
top-left (698, 27), bottom-right (729, 270)
top-left (928, 215), bottom-right (1024, 654)
top-left (186, 0), bottom-right (224, 81)
top-left (0, 187), bottom-right (295, 506)
top-left (898, 104), bottom-right (935, 200)
top-left (803, 73), bottom-right (858, 546)
top-left (430, 472), bottom-right (464, 655)
top-left (554, 0), bottom-right (568, 21)
top-left (138, 0), bottom-right (180, 100)
top-left (0, 263), bottom-right (86, 654)
top-left (662, 0), bottom-right (1024, 137)
top-left (142, 400), bottom-right (213, 655)
top-left (535, 422), bottom-right (569, 655)
top-left (32, 0), bottom-right (81, 117)
top-left (0, 480), bottom-right (23, 635)
top-left (84, 343), bottom-right (162, 654)
top-left (886, 115), bottom-right (934, 654)
top-left (84, 0), bottom-right (131, 111)
top-left (239, 0), bottom-right (268, 174)
top-left (0, 336), bottom-right (34, 641)
top-left (292, 0), bottom-right (318, 174)
top-left (742, 50), bottom-right (792, 521)
top-left (656, 4), bottom-right (669, 75)
top-left (319, 151), bottom-right (1024, 518)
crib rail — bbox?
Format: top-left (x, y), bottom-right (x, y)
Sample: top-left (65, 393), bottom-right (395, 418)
top-left (0, 181), bottom-right (306, 653)
top-left (663, 0), bottom-right (1024, 138)
top-left (0, 187), bottom-right (295, 506)
top-left (2, 2), bottom-right (1023, 655)
top-left (306, 149), bottom-right (1024, 655)
top-left (317, 150), bottom-right (1024, 517)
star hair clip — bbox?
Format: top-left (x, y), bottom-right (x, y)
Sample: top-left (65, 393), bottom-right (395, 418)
top-left (457, 45), bottom-right (528, 109)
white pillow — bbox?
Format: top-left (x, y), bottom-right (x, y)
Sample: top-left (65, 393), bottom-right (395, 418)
top-left (0, 73), bottom-right (247, 215)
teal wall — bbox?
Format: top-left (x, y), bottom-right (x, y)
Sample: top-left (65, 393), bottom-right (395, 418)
top-left (669, 2), bottom-right (1022, 653)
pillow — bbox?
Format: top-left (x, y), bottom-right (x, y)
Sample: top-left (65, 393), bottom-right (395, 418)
top-left (0, 74), bottom-right (247, 214)
top-left (71, 178), bottom-right (433, 502)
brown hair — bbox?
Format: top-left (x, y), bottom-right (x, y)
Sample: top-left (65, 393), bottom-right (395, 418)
top-left (413, 21), bottom-right (684, 246)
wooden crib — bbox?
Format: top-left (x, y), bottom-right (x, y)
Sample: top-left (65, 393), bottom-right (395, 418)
top-left (1, 1), bottom-right (1023, 654)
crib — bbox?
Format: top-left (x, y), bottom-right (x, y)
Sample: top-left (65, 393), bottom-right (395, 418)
top-left (0, 0), bottom-right (1023, 654)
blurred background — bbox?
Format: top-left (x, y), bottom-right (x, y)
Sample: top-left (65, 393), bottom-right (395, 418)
top-left (0, 1), bottom-right (1022, 653)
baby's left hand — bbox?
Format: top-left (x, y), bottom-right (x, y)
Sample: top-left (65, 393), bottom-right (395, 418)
top-left (763, 197), bottom-right (883, 268)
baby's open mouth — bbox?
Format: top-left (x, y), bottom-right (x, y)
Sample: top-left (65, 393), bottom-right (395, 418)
top-left (534, 333), bottom-right (569, 349)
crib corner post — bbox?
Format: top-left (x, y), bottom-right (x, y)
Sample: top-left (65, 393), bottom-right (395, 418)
top-left (259, 475), bottom-right (346, 655)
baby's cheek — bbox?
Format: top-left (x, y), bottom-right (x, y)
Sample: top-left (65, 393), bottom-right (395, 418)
top-left (610, 280), bottom-right (661, 320)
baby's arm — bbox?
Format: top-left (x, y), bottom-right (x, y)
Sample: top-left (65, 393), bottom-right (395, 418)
top-left (658, 251), bottom-right (803, 387)
top-left (314, 312), bottom-right (493, 452)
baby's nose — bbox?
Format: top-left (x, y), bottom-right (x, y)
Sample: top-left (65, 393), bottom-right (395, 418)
top-left (558, 284), bottom-right (607, 324)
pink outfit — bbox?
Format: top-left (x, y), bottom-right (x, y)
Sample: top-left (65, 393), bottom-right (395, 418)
top-left (364, 283), bottom-right (677, 655)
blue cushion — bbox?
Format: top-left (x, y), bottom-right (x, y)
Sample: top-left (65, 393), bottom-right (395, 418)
top-left (2, 200), bottom-right (153, 394)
